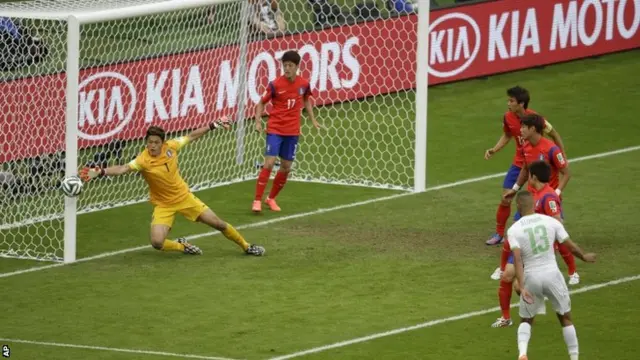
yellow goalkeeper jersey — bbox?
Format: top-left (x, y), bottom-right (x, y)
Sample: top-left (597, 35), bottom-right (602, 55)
top-left (128, 136), bottom-right (191, 206)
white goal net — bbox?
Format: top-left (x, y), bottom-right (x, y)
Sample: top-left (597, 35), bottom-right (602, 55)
top-left (0, 0), bottom-right (426, 262)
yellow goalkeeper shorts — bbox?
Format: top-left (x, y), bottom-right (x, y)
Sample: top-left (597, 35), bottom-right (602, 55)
top-left (151, 194), bottom-right (209, 227)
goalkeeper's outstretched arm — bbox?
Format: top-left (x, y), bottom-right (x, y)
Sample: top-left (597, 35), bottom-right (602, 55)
top-left (187, 116), bottom-right (231, 142)
top-left (103, 165), bottom-right (133, 176)
top-left (80, 164), bottom-right (133, 181)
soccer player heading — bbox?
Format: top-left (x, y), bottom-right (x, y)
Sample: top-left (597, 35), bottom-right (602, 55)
top-left (253, 50), bottom-right (322, 213)
top-left (80, 119), bottom-right (265, 257)
top-left (509, 191), bottom-right (596, 360)
top-left (485, 86), bottom-right (566, 246)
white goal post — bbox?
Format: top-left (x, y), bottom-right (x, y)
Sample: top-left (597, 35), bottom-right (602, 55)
top-left (0, 0), bottom-right (429, 263)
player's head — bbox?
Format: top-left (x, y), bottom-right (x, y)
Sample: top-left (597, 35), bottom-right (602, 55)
top-left (507, 86), bottom-right (530, 113)
top-left (528, 160), bottom-right (551, 188)
top-left (145, 126), bottom-right (166, 156)
top-left (515, 191), bottom-right (535, 216)
top-left (281, 50), bottom-right (301, 80)
top-left (520, 113), bottom-right (544, 139)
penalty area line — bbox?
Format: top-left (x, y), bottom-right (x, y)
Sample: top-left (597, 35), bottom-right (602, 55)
top-left (0, 145), bottom-right (639, 280)
top-left (0, 338), bottom-right (241, 360)
top-left (267, 274), bottom-right (640, 360)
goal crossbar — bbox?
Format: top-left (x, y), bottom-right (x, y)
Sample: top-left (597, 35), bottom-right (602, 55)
top-left (0, 0), bottom-right (230, 22)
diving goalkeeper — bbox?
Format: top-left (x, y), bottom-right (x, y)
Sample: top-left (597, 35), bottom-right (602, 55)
top-left (80, 118), bottom-right (265, 256)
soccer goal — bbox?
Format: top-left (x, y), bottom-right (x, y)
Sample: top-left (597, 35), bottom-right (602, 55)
top-left (0, 0), bottom-right (429, 263)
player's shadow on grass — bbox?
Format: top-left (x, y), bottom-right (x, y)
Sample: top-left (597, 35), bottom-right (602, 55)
top-left (127, 243), bottom-right (246, 262)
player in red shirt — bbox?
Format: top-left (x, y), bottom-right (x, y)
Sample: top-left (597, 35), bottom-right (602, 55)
top-left (252, 50), bottom-right (321, 212)
top-left (505, 114), bottom-right (571, 198)
top-left (492, 160), bottom-right (576, 328)
top-left (485, 86), bottom-right (565, 247)
top-left (501, 114), bottom-right (577, 279)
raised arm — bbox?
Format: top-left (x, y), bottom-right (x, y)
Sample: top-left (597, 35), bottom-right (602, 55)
top-left (187, 116), bottom-right (230, 143)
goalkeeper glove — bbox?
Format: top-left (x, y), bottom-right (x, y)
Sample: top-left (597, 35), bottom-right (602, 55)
top-left (209, 115), bottom-right (231, 131)
top-left (80, 166), bottom-right (105, 182)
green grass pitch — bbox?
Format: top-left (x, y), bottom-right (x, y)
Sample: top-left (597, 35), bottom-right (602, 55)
top-left (1, 49), bottom-right (639, 360)
top-left (1, 1), bottom-right (640, 358)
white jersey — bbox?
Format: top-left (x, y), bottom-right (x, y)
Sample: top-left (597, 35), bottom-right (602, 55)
top-left (507, 213), bottom-right (570, 274)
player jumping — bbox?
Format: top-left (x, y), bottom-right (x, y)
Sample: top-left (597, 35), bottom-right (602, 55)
top-left (492, 160), bottom-right (571, 328)
top-left (80, 120), bottom-right (266, 256)
top-left (252, 50), bottom-right (321, 213)
top-left (485, 86), bottom-right (565, 246)
top-left (509, 191), bottom-right (596, 360)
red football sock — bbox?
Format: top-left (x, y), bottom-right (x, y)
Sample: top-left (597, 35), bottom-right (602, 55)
top-left (498, 280), bottom-right (513, 319)
top-left (500, 240), bottom-right (511, 272)
top-left (268, 171), bottom-right (289, 200)
top-left (496, 203), bottom-right (511, 236)
top-left (255, 168), bottom-right (271, 201)
top-left (557, 242), bottom-right (577, 275)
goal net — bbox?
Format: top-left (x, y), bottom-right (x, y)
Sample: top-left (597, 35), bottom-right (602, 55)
top-left (0, 0), bottom-right (427, 262)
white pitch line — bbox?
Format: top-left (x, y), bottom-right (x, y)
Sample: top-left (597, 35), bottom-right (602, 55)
top-left (0, 338), bottom-right (240, 360)
top-left (3, 278), bottom-right (638, 360)
top-left (1, 145), bottom-right (639, 280)
top-left (267, 274), bottom-right (640, 360)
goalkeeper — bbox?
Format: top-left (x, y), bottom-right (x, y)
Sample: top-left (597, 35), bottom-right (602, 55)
top-left (81, 118), bottom-right (265, 256)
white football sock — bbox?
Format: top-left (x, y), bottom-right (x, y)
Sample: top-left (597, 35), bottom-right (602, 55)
top-left (563, 325), bottom-right (579, 360)
top-left (517, 322), bottom-right (532, 356)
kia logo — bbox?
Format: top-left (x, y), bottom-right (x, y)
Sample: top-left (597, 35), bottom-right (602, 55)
top-left (428, 12), bottom-right (481, 78)
top-left (77, 71), bottom-right (137, 141)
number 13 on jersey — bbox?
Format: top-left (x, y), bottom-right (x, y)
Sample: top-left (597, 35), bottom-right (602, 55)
top-left (525, 225), bottom-right (551, 254)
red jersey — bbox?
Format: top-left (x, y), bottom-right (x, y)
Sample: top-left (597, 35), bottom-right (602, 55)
top-left (260, 75), bottom-right (312, 136)
top-left (502, 109), bottom-right (553, 167)
top-left (534, 184), bottom-right (562, 218)
top-left (521, 137), bottom-right (567, 190)
top-left (504, 185), bottom-right (562, 253)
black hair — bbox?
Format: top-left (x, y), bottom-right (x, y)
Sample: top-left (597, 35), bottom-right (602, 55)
top-left (520, 114), bottom-right (544, 134)
top-left (507, 86), bottom-right (530, 109)
top-left (145, 126), bottom-right (166, 142)
top-left (281, 50), bottom-right (301, 66)
top-left (528, 160), bottom-right (551, 183)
